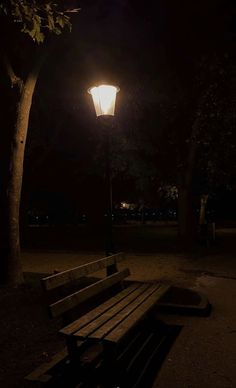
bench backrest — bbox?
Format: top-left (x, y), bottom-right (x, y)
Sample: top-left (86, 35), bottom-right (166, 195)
top-left (41, 252), bottom-right (130, 318)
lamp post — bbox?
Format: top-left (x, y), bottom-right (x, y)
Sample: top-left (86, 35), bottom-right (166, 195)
top-left (88, 84), bottom-right (120, 256)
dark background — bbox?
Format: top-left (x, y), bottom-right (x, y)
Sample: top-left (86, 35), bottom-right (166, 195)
top-left (1, 0), bottom-right (236, 229)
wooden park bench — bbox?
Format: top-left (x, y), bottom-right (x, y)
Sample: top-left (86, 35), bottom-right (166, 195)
top-left (26, 252), bottom-right (170, 387)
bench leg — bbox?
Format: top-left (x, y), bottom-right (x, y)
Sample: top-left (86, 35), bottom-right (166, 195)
top-left (66, 337), bottom-right (89, 370)
top-left (66, 337), bottom-right (79, 362)
top-left (66, 337), bottom-right (105, 386)
top-left (102, 342), bottom-right (124, 388)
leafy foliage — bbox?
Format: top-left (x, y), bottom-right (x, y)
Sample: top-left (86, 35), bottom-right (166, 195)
top-left (0, 0), bottom-right (75, 43)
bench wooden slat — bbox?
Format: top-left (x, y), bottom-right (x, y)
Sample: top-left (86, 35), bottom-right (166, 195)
top-left (104, 284), bottom-right (170, 344)
top-left (85, 284), bottom-right (161, 340)
top-left (50, 268), bottom-right (130, 318)
top-left (42, 252), bottom-right (125, 291)
top-left (75, 283), bottom-right (150, 339)
top-left (60, 283), bottom-right (141, 336)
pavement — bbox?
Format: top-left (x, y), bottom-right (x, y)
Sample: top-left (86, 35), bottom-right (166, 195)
top-left (21, 237), bottom-right (236, 388)
top-left (154, 275), bottom-right (236, 388)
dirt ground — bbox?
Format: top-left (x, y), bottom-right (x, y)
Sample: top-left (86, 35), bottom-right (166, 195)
top-left (0, 226), bottom-right (236, 387)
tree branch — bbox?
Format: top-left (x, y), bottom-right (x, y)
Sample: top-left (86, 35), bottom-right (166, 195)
top-left (3, 55), bottom-right (23, 91)
top-left (64, 8), bottom-right (81, 13)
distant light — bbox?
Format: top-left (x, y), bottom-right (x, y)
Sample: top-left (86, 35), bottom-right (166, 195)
top-left (121, 202), bottom-right (133, 210)
top-left (88, 84), bottom-right (119, 116)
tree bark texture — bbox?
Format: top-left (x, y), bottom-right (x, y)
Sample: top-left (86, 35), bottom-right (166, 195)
top-left (1, 62), bottom-right (42, 285)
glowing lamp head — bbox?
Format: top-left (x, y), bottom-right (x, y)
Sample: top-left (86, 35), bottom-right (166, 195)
top-left (88, 84), bottom-right (119, 116)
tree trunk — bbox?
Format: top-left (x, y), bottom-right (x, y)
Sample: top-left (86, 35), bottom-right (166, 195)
top-left (178, 185), bottom-right (196, 247)
top-left (1, 63), bottom-right (42, 286)
top-left (177, 119), bottom-right (199, 247)
top-left (177, 85), bottom-right (214, 247)
top-left (199, 194), bottom-right (209, 225)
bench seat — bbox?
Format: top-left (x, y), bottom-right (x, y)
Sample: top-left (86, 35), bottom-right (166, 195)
top-left (60, 282), bottom-right (169, 347)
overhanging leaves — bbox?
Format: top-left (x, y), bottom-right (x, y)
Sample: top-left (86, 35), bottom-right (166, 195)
top-left (0, 0), bottom-right (77, 43)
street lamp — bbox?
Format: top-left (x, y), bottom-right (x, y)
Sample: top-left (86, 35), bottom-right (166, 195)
top-left (88, 84), bottom-right (119, 116)
top-left (88, 84), bottom-right (120, 257)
